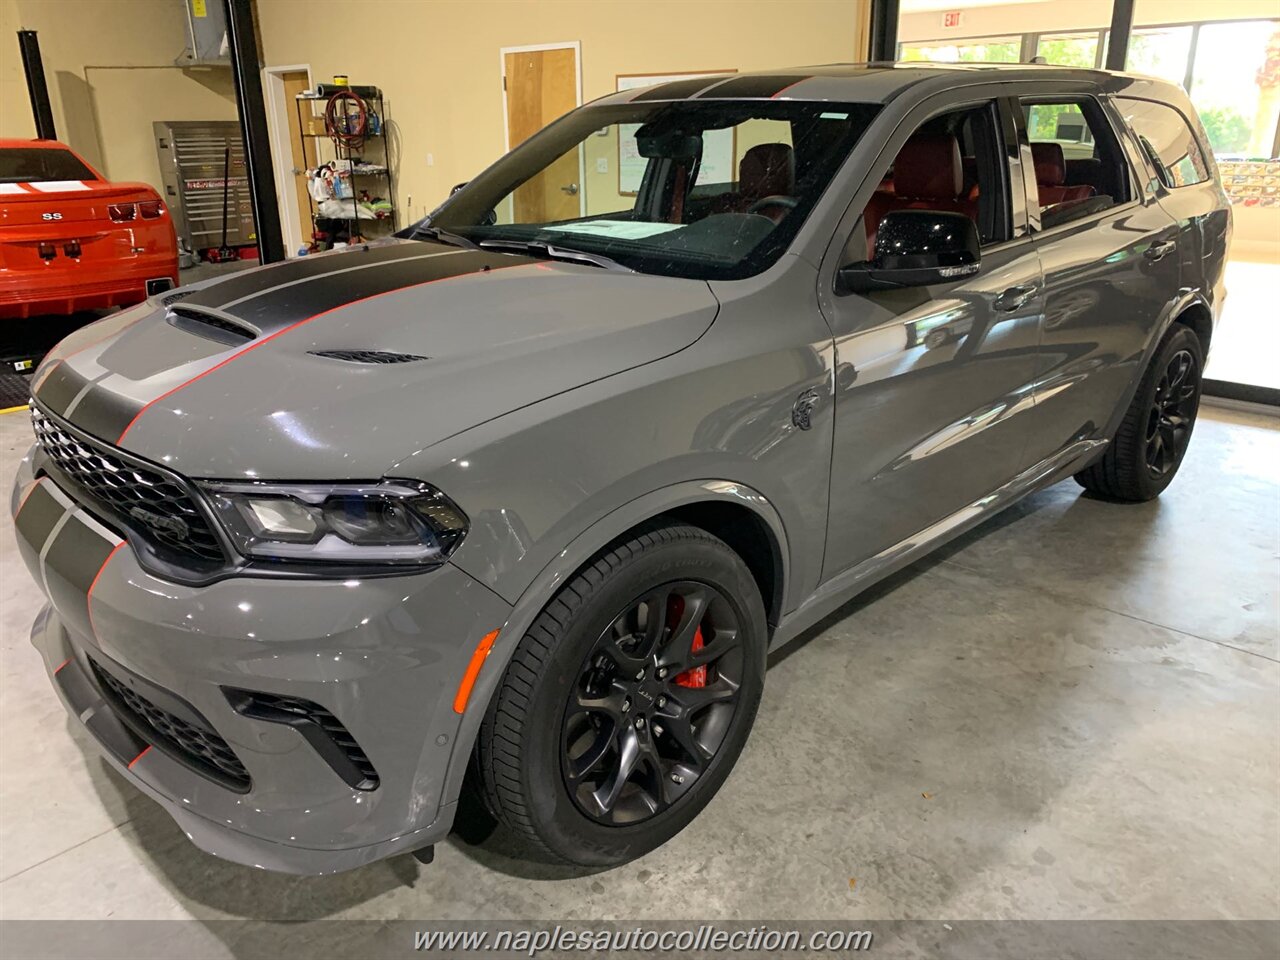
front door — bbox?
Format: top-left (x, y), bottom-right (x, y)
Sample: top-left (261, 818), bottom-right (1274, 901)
top-left (503, 46), bottom-right (581, 222)
top-left (819, 98), bottom-right (1044, 580)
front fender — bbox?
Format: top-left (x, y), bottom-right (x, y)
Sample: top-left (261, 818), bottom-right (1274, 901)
top-left (435, 477), bottom-right (790, 816)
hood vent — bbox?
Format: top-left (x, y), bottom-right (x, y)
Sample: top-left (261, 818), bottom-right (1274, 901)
top-left (162, 289), bottom-right (193, 306)
top-left (166, 306), bottom-right (256, 346)
top-left (309, 350), bottom-right (430, 364)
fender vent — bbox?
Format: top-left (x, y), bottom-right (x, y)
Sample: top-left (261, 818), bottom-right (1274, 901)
top-left (166, 306), bottom-right (256, 346)
top-left (309, 349), bottom-right (430, 364)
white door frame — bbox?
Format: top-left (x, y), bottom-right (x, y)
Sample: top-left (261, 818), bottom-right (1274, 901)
top-left (262, 63), bottom-right (313, 257)
top-left (499, 41), bottom-right (585, 217)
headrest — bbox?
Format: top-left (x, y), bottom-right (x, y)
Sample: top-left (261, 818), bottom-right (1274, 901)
top-left (1031, 142), bottom-right (1066, 186)
top-left (739, 143), bottom-right (795, 199)
top-left (893, 133), bottom-right (962, 200)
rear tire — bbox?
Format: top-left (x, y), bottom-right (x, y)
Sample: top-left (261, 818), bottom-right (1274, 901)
top-left (475, 522), bottom-right (766, 866)
top-left (1075, 323), bottom-right (1204, 502)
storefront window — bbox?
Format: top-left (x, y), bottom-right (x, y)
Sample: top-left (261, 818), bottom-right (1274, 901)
top-left (1036, 32), bottom-right (1101, 69)
top-left (1125, 26), bottom-right (1193, 87)
top-left (1189, 20), bottom-right (1280, 159)
top-left (899, 37), bottom-right (1021, 63)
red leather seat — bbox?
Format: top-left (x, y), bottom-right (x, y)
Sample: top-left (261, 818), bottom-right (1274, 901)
top-left (709, 143), bottom-right (795, 220)
top-left (1031, 142), bottom-right (1094, 208)
top-left (863, 133), bottom-right (977, 255)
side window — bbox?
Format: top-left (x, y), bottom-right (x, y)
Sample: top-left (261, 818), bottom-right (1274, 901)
top-left (1114, 97), bottom-right (1211, 189)
top-left (858, 102), bottom-right (1010, 259)
top-left (1019, 96), bottom-right (1131, 229)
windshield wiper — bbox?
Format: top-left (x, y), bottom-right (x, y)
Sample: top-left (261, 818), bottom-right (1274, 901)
top-left (408, 224), bottom-right (479, 249)
top-left (478, 238), bottom-right (633, 273)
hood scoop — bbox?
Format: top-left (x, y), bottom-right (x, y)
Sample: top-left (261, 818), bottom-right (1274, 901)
top-left (309, 349), bottom-right (431, 364)
top-left (166, 306), bottom-right (257, 346)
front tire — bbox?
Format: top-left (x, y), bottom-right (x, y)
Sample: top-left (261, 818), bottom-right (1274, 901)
top-left (1075, 323), bottom-right (1204, 502)
top-left (475, 522), bottom-right (767, 866)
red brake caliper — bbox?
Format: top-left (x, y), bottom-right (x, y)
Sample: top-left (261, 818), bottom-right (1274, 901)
top-left (673, 625), bottom-right (707, 689)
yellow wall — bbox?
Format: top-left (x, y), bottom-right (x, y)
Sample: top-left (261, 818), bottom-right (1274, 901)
top-left (0, 0), bottom-right (238, 189)
top-left (257, 0), bottom-right (870, 223)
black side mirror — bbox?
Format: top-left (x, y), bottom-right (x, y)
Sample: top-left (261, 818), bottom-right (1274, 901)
top-left (838, 210), bottom-right (981, 293)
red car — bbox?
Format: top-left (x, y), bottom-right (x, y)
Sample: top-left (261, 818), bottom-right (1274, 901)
top-left (0, 139), bottom-right (179, 319)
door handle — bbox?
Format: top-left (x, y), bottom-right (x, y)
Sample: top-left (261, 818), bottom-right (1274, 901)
top-left (1145, 240), bottom-right (1177, 262)
top-left (994, 284), bottom-right (1037, 312)
top-left (560, 183), bottom-right (580, 196)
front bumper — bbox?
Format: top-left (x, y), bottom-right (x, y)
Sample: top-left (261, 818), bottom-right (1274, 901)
top-left (12, 452), bottom-right (511, 874)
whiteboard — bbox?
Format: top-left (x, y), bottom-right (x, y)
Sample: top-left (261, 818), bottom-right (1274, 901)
top-left (616, 72), bottom-right (735, 195)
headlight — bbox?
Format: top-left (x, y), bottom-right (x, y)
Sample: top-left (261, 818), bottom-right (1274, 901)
top-left (198, 479), bottom-right (468, 567)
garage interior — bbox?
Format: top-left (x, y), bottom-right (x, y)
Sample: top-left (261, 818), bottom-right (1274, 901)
top-left (0, 1), bottom-right (1277, 957)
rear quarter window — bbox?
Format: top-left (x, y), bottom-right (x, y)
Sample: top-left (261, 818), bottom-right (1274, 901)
top-left (1115, 97), bottom-right (1212, 188)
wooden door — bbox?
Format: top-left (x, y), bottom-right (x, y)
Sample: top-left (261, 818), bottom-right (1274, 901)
top-left (504, 48), bottom-right (580, 222)
top-left (282, 70), bottom-right (316, 248)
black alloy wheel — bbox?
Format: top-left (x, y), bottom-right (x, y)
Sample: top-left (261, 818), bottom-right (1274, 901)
top-left (473, 522), bottom-right (766, 866)
top-left (1075, 322), bottom-right (1204, 502)
top-left (561, 581), bottom-right (745, 826)
top-left (1144, 348), bottom-right (1197, 478)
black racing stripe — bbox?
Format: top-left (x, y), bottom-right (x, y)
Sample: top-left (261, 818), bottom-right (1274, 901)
top-left (227, 248), bottom-right (538, 329)
top-left (64, 382), bottom-right (146, 444)
top-left (632, 77), bottom-right (731, 101)
top-left (180, 240), bottom-right (437, 311)
top-left (15, 482), bottom-right (67, 556)
top-left (44, 515), bottom-right (118, 642)
top-left (34, 361), bottom-right (91, 418)
top-left (693, 75), bottom-right (809, 99)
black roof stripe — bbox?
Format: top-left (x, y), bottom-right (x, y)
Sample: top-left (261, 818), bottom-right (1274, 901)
top-left (630, 76), bottom-right (732, 101)
top-left (693, 74), bottom-right (812, 99)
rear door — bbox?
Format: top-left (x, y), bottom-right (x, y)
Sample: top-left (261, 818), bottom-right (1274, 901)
top-left (816, 91), bottom-right (1044, 579)
top-left (1011, 84), bottom-right (1181, 467)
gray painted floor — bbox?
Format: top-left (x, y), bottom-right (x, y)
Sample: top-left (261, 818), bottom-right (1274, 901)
top-left (0, 404), bottom-right (1276, 956)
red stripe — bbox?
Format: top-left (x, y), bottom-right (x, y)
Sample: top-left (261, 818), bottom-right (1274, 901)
top-left (771, 78), bottom-right (808, 99)
top-left (87, 541), bottom-right (126, 642)
top-left (116, 262), bottom-right (533, 443)
top-left (54, 657), bottom-right (72, 674)
top-left (127, 745), bottom-right (152, 769)
top-left (13, 476), bottom-right (46, 519)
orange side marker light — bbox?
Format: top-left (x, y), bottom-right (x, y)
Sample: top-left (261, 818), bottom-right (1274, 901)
top-left (452, 629), bottom-right (500, 714)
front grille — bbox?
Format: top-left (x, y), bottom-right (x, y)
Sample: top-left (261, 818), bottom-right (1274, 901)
top-left (32, 407), bottom-right (226, 566)
top-left (90, 657), bottom-right (251, 792)
top-left (227, 689), bottom-right (379, 790)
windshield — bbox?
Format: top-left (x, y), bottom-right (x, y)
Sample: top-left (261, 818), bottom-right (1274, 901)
top-left (0, 147), bottom-right (98, 184)
top-left (423, 100), bottom-right (879, 280)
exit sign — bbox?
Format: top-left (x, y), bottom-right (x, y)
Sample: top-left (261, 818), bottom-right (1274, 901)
top-left (942, 10), bottom-right (963, 28)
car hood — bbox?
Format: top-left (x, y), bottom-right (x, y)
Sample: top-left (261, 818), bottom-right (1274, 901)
top-left (30, 239), bottom-right (719, 477)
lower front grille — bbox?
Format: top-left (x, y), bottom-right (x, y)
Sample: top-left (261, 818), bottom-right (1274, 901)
top-left (226, 689), bottom-right (379, 790)
top-left (90, 657), bottom-right (250, 792)
top-left (32, 406), bottom-right (226, 568)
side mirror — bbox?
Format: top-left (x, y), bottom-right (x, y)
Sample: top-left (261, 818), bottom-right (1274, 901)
top-left (838, 210), bottom-right (980, 293)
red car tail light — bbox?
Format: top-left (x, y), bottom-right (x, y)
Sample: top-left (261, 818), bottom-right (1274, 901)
top-left (108, 203), bottom-right (136, 222)
top-left (138, 200), bottom-right (164, 219)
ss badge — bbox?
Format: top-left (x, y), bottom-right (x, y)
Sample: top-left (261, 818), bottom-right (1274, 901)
top-left (41, 212), bottom-right (63, 221)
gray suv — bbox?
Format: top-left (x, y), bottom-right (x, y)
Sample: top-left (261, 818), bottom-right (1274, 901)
top-left (12, 63), bottom-right (1228, 873)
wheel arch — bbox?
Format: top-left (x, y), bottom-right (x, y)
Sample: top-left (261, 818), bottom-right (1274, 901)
top-left (438, 479), bottom-right (791, 814)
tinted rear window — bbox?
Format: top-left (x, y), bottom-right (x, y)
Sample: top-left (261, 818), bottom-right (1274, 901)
top-left (1116, 98), bottom-right (1211, 188)
top-left (0, 147), bottom-right (97, 184)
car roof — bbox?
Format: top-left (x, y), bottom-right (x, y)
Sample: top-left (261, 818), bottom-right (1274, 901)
top-left (0, 138), bottom-right (77, 151)
top-left (592, 61), bottom-right (1170, 107)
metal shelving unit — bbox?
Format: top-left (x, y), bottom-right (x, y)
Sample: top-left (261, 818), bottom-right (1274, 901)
top-left (294, 88), bottom-right (398, 249)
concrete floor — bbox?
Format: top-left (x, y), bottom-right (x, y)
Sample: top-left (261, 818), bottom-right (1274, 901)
top-left (0, 404), bottom-right (1276, 957)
